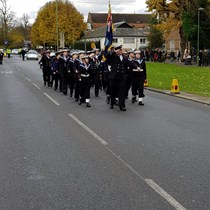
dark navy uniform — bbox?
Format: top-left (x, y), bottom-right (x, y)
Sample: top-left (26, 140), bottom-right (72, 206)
top-left (78, 57), bottom-right (92, 107)
top-left (51, 53), bottom-right (61, 91)
top-left (89, 56), bottom-right (101, 97)
top-left (132, 51), bottom-right (147, 105)
top-left (105, 46), bottom-right (127, 111)
top-left (39, 51), bottom-right (51, 86)
top-left (74, 58), bottom-right (82, 101)
top-left (59, 54), bottom-right (70, 95)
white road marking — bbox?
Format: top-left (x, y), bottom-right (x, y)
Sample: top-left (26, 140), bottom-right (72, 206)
top-left (145, 179), bottom-right (187, 210)
top-left (25, 77), bottom-right (31, 82)
top-left (43, 92), bottom-right (60, 106)
top-left (32, 82), bottom-right (41, 90)
top-left (68, 114), bottom-right (108, 146)
top-left (68, 113), bottom-right (187, 209)
top-left (1, 71), bottom-right (13, 74)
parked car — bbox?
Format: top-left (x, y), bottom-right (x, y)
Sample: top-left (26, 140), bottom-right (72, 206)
top-left (26, 50), bottom-right (39, 60)
top-left (12, 49), bottom-right (19, 55)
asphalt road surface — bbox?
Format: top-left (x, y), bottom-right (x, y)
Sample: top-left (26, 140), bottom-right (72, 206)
top-left (0, 56), bottom-right (210, 210)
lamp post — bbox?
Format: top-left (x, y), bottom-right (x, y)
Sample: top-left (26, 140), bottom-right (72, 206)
top-left (56, 0), bottom-right (59, 51)
top-left (197, 7), bottom-right (204, 66)
top-left (84, 30), bottom-right (87, 53)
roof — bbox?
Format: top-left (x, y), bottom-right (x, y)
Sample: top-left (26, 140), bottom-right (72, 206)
top-left (84, 22), bottom-right (148, 39)
top-left (88, 13), bottom-right (152, 25)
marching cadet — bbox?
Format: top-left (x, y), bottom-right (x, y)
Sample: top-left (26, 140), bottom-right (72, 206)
top-left (39, 50), bottom-right (51, 86)
top-left (125, 50), bottom-right (135, 99)
top-left (59, 48), bottom-right (70, 95)
top-left (78, 55), bottom-right (92, 107)
top-left (67, 51), bottom-right (78, 97)
top-left (132, 50), bottom-right (147, 105)
top-left (88, 50), bottom-right (101, 97)
top-left (105, 45), bottom-right (127, 111)
top-left (51, 51), bottom-right (61, 91)
top-left (74, 50), bottom-right (85, 102)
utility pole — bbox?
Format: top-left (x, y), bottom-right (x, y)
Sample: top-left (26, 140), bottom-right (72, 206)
top-left (56, 0), bottom-right (59, 50)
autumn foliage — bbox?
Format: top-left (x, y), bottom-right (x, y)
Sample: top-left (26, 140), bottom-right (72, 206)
top-left (31, 0), bottom-right (87, 48)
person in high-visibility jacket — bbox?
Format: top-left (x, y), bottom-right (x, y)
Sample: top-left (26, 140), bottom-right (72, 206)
top-left (7, 49), bottom-right (11, 58)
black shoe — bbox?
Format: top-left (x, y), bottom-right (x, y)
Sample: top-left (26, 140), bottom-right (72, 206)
top-left (115, 99), bottom-right (119, 106)
top-left (78, 99), bottom-right (82, 105)
top-left (106, 96), bottom-right (110, 104)
top-left (119, 106), bottom-right (126, 111)
top-left (44, 82), bottom-right (46, 86)
top-left (75, 98), bottom-right (78, 102)
top-left (132, 97), bottom-right (137, 103)
top-left (63, 91), bottom-right (67, 95)
top-left (86, 103), bottom-right (91, 107)
top-left (109, 105), bottom-right (114, 109)
top-left (138, 101), bottom-right (144, 106)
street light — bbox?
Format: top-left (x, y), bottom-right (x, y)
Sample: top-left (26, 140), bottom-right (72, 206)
top-left (197, 7), bottom-right (204, 66)
top-left (56, 0), bottom-right (59, 51)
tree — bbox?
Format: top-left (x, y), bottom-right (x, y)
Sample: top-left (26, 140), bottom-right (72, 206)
top-left (31, 0), bottom-right (86, 48)
top-left (0, 0), bottom-right (16, 47)
top-left (146, 0), bottom-right (210, 53)
top-left (20, 14), bottom-right (31, 41)
top-left (148, 25), bottom-right (165, 49)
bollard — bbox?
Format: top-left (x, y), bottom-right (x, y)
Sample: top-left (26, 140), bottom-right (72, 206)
top-left (171, 79), bottom-right (180, 94)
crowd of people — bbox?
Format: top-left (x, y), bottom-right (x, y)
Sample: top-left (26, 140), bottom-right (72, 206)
top-left (38, 45), bottom-right (147, 111)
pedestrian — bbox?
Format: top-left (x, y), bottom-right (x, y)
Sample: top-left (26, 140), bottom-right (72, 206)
top-left (39, 50), bottom-right (51, 86)
top-left (88, 50), bottom-right (101, 97)
top-left (74, 51), bottom-right (85, 102)
top-left (0, 50), bottom-right (4, 64)
top-left (51, 51), bottom-right (61, 91)
top-left (59, 48), bottom-right (70, 95)
top-left (105, 45), bottom-right (127, 111)
top-left (131, 50), bottom-right (147, 106)
top-left (67, 51), bottom-right (78, 97)
top-left (125, 50), bottom-right (135, 99)
top-left (21, 49), bottom-right (26, 61)
top-left (78, 55), bottom-right (92, 107)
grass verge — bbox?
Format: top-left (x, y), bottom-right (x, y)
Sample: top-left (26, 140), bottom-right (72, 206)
top-left (146, 62), bottom-right (210, 98)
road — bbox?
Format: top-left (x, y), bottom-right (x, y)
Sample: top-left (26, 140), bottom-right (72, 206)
top-left (0, 56), bottom-right (210, 210)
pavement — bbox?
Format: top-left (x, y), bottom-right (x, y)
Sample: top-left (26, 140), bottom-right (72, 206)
top-left (146, 87), bottom-right (210, 105)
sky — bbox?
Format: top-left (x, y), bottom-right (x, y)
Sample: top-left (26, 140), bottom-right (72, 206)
top-left (8, 0), bottom-right (148, 23)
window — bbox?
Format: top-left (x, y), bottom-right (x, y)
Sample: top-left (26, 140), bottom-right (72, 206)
top-left (113, 38), bottom-right (118, 43)
top-left (140, 38), bottom-right (146, 44)
top-left (123, 38), bottom-right (135, 44)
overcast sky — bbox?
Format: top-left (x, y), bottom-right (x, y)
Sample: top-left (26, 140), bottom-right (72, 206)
top-left (8, 0), bottom-right (148, 23)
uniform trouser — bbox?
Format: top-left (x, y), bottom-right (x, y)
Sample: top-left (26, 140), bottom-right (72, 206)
top-left (43, 69), bottom-right (51, 85)
top-left (126, 76), bottom-right (132, 97)
top-left (74, 79), bottom-right (80, 100)
top-left (60, 71), bottom-right (68, 93)
top-left (93, 73), bottom-right (101, 96)
top-left (68, 74), bottom-right (75, 96)
top-left (109, 78), bottom-right (126, 107)
top-left (132, 77), bottom-right (145, 98)
top-left (51, 73), bottom-right (60, 89)
top-left (79, 78), bottom-right (91, 101)
top-left (102, 72), bottom-right (108, 91)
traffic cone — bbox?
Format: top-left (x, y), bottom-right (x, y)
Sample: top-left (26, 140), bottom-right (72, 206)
top-left (144, 79), bottom-right (148, 87)
top-left (171, 79), bottom-right (180, 94)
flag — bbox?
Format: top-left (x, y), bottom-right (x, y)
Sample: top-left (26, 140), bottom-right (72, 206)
top-left (104, 2), bottom-right (114, 52)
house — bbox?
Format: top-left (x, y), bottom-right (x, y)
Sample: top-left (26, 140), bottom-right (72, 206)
top-left (87, 13), bottom-right (152, 30)
top-left (82, 21), bottom-right (149, 50)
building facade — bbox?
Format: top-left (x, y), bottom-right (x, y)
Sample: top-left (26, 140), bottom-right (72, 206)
top-left (83, 22), bottom-right (149, 50)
